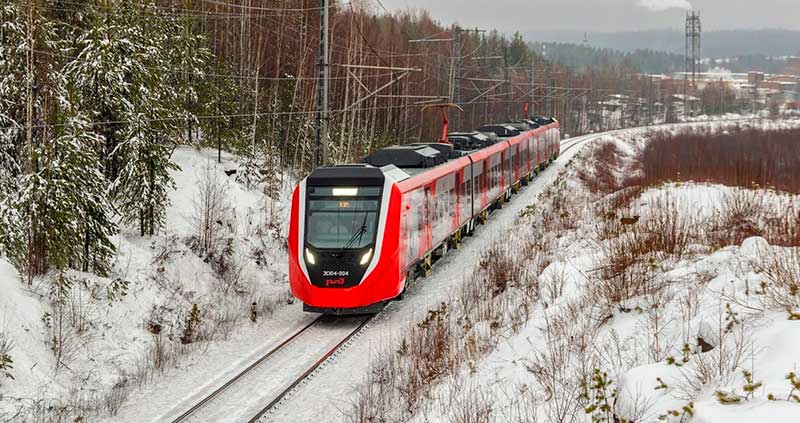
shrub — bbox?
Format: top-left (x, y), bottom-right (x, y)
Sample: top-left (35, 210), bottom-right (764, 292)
top-left (578, 141), bottom-right (625, 194)
top-left (180, 304), bottom-right (202, 345)
top-left (638, 127), bottom-right (800, 194)
top-left (190, 164), bottom-right (232, 256)
top-left (0, 331), bottom-right (13, 383)
top-left (751, 246), bottom-right (800, 309)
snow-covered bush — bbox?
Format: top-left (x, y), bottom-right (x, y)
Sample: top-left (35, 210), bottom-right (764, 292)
top-left (751, 245), bottom-right (800, 309)
top-left (190, 164), bottom-right (232, 256)
top-left (0, 331), bottom-right (13, 383)
top-left (347, 121), bottom-right (800, 423)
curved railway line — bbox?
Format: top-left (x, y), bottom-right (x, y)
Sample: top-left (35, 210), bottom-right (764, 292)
top-left (167, 133), bottom-right (597, 423)
top-left (167, 121), bottom-right (742, 422)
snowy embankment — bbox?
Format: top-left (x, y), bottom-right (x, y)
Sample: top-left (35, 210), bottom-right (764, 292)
top-left (0, 147), bottom-right (293, 421)
top-left (346, 119), bottom-right (800, 423)
top-left (3, 120), bottom-right (798, 423)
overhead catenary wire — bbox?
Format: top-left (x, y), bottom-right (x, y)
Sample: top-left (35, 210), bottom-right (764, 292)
top-left (17, 46), bottom-right (399, 82)
top-left (197, 0), bottom-right (341, 12)
top-left (4, 97), bottom-right (552, 132)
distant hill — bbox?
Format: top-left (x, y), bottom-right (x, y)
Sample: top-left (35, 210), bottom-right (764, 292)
top-left (523, 29), bottom-right (800, 59)
top-left (529, 41), bottom-right (792, 75)
top-left (529, 42), bottom-right (685, 74)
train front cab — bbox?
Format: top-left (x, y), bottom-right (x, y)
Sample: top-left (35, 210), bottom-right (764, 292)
top-left (288, 166), bottom-right (404, 315)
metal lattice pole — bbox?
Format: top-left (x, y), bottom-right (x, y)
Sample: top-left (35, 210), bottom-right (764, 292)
top-left (315, 0), bottom-right (330, 167)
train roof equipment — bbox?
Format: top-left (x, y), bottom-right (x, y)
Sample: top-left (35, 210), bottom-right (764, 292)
top-left (409, 142), bottom-right (463, 159)
top-left (421, 102), bottom-right (464, 143)
top-left (363, 144), bottom-right (446, 168)
top-left (504, 119), bottom-right (540, 130)
top-left (476, 124), bottom-right (521, 138)
top-left (531, 116), bottom-right (556, 125)
top-left (446, 131), bottom-right (497, 151)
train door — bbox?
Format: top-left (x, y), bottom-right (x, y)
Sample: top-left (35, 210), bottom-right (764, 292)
top-left (503, 151), bottom-right (508, 190)
top-left (400, 194), bottom-right (410, 273)
top-left (423, 185), bottom-right (433, 254)
top-left (512, 144), bottom-right (520, 182)
top-left (480, 157), bottom-right (493, 210)
top-left (462, 165), bottom-right (473, 224)
top-left (472, 160), bottom-right (484, 213)
top-left (520, 141), bottom-right (528, 176)
top-left (405, 189), bottom-right (423, 268)
top-left (536, 134), bottom-right (543, 167)
top-left (433, 173), bottom-right (456, 244)
top-left (455, 170), bottom-right (463, 227)
top-left (529, 136), bottom-right (536, 171)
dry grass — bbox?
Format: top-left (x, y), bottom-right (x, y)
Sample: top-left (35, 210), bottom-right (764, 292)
top-left (705, 189), bottom-right (800, 248)
top-left (591, 195), bottom-right (694, 310)
top-left (578, 141), bottom-right (625, 194)
top-left (0, 331), bottom-right (13, 384)
top-left (751, 246), bottom-right (800, 309)
top-left (346, 228), bottom-right (546, 422)
top-left (639, 127), bottom-right (800, 194)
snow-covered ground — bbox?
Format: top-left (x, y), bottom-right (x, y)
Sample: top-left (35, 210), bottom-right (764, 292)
top-left (0, 147), bottom-right (294, 421)
top-left (4, 119), bottom-right (799, 422)
top-left (345, 119), bottom-right (800, 423)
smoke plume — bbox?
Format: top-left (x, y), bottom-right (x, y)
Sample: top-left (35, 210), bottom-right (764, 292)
top-left (636, 0), bottom-right (693, 11)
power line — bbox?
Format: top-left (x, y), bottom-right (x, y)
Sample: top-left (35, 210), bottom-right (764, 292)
top-left (18, 46), bottom-right (398, 82)
top-left (198, 0), bottom-right (339, 12)
top-left (3, 97), bottom-right (549, 132)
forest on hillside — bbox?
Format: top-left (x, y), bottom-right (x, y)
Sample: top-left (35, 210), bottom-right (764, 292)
top-left (0, 0), bottom-right (672, 284)
top-left (529, 41), bottom-right (799, 75)
top-left (524, 28), bottom-right (800, 59)
top-left (529, 42), bottom-right (686, 74)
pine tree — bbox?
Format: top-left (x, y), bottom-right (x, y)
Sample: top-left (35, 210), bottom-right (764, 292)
top-left (1, 1), bottom-right (63, 276)
top-left (63, 1), bottom-right (144, 180)
top-left (203, 65), bottom-right (246, 162)
top-left (16, 84), bottom-right (117, 275)
top-left (67, 1), bottom-right (184, 237)
top-left (0, 4), bottom-right (27, 170)
top-left (111, 111), bottom-right (180, 236)
top-left (158, 0), bottom-right (214, 144)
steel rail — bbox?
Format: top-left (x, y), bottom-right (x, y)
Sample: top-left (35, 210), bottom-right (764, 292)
top-left (171, 316), bottom-right (325, 423)
top-left (247, 315), bottom-right (374, 422)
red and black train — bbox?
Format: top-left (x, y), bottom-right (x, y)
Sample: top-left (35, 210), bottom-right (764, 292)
top-left (288, 117), bottom-right (561, 314)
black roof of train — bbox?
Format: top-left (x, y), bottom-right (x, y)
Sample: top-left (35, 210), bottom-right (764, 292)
top-left (477, 124), bottom-right (521, 138)
top-left (307, 164), bottom-right (385, 186)
top-left (360, 116), bottom-right (557, 171)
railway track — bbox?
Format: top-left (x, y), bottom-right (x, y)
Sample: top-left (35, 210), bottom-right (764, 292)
top-left (170, 314), bottom-right (375, 423)
top-left (170, 121), bottom-right (735, 422)
top-left (170, 138), bottom-right (585, 423)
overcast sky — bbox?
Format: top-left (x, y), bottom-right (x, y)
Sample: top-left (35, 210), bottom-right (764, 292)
top-left (376, 0), bottom-right (800, 32)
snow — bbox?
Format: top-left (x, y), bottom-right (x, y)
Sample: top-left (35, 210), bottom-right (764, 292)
top-left (0, 146), bottom-right (294, 420)
top-left (262, 132), bottom-right (613, 423)
top-left (5, 120), bottom-right (800, 422)
top-left (328, 119), bottom-right (800, 423)
top-left (0, 260), bottom-right (54, 405)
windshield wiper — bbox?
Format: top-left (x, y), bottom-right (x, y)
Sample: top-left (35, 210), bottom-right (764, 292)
top-left (341, 213), bottom-right (368, 251)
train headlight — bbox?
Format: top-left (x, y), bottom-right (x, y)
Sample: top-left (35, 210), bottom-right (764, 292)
top-left (359, 248), bottom-right (373, 266)
top-left (305, 248), bottom-right (316, 265)
top-left (332, 187), bottom-right (358, 196)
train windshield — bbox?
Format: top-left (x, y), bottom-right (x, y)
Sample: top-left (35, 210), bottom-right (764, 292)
top-left (305, 186), bottom-right (382, 250)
